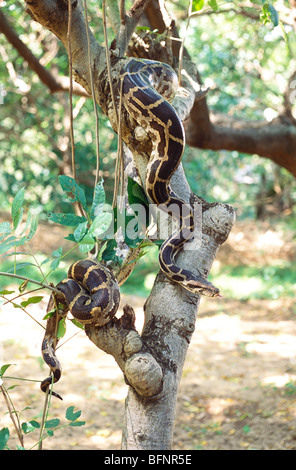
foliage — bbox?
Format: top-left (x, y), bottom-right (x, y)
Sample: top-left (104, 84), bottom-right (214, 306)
top-left (0, 182), bottom-right (121, 447)
top-left (0, 363), bottom-right (85, 450)
top-left (173, 0), bottom-right (296, 218)
top-left (0, 165), bottom-right (155, 449)
top-left (1, 0), bottom-right (296, 221)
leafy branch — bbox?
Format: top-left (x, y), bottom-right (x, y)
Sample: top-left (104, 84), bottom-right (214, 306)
top-left (0, 363), bottom-right (85, 450)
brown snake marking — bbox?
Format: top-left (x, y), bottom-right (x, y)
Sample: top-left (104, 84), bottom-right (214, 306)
top-left (121, 59), bottom-right (220, 297)
top-left (41, 259), bottom-right (120, 399)
top-left (41, 58), bottom-right (219, 399)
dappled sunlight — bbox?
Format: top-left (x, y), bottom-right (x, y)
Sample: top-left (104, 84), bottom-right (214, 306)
top-left (1, 217), bottom-right (296, 449)
top-left (2, 293), bottom-right (296, 449)
top-left (193, 313), bottom-right (296, 362)
top-left (255, 229), bottom-right (286, 251)
top-left (88, 430), bottom-right (122, 450)
top-left (261, 374), bottom-right (296, 388)
top-left (205, 397), bottom-right (237, 418)
top-left (245, 333), bottom-right (296, 358)
top-left (178, 303), bottom-right (296, 449)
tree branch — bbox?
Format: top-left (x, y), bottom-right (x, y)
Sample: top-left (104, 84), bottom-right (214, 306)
top-left (115, 0), bottom-right (152, 55)
top-left (0, 9), bottom-right (89, 97)
top-left (185, 110), bottom-right (296, 177)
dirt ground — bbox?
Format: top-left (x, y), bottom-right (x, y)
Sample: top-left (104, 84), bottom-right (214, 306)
top-left (1, 219), bottom-right (296, 450)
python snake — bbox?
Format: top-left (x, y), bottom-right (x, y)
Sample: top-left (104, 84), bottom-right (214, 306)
top-left (121, 58), bottom-right (219, 297)
top-left (41, 58), bottom-right (219, 399)
top-left (41, 259), bottom-right (120, 399)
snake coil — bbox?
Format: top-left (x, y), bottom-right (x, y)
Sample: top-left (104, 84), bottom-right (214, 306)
top-left (41, 259), bottom-right (120, 399)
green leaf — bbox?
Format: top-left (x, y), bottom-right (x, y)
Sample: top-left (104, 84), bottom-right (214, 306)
top-left (66, 406), bottom-right (81, 422)
top-left (73, 221), bottom-right (88, 242)
top-left (0, 222), bottom-right (11, 235)
top-left (267, 3), bottom-right (279, 26)
top-left (7, 385), bottom-right (19, 391)
top-left (45, 418), bottom-right (60, 428)
top-left (208, 0), bottom-right (218, 11)
top-left (20, 209), bottom-right (31, 235)
top-left (91, 179), bottom-right (105, 219)
top-left (19, 279), bottom-right (28, 293)
top-left (0, 290), bottom-right (15, 295)
top-left (69, 420), bottom-right (86, 427)
top-left (28, 420), bottom-right (40, 429)
top-left (12, 302), bottom-right (21, 309)
top-left (11, 187), bottom-right (25, 221)
top-left (52, 247), bottom-right (63, 258)
top-left (0, 236), bottom-right (27, 255)
top-left (260, 3), bottom-right (279, 26)
top-left (0, 427), bottom-right (10, 450)
top-left (69, 318), bottom-right (85, 330)
top-left (78, 233), bottom-right (96, 253)
top-left (97, 240), bottom-right (108, 260)
top-left (192, 0), bottom-right (204, 12)
top-left (89, 212), bottom-right (112, 238)
top-left (64, 233), bottom-right (76, 242)
top-left (59, 175), bottom-right (87, 210)
top-left (101, 238), bottom-right (117, 262)
top-left (136, 26), bottom-right (151, 32)
top-left (57, 317), bottom-right (66, 339)
top-left (48, 212), bottom-right (87, 227)
top-left (50, 258), bottom-right (61, 271)
top-left (7, 262), bottom-right (36, 273)
top-left (127, 177), bottom-right (148, 206)
top-left (26, 215), bottom-right (38, 242)
top-left (21, 421), bottom-right (39, 434)
top-left (0, 363), bottom-right (15, 377)
top-left (20, 296), bottom-right (43, 308)
top-left (13, 206), bottom-right (24, 231)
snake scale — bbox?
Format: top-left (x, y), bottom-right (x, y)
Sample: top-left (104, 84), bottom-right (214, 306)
top-left (121, 59), bottom-right (219, 297)
top-left (41, 58), bottom-right (219, 399)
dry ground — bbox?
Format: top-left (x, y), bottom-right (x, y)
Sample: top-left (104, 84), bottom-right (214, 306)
top-left (1, 219), bottom-right (296, 450)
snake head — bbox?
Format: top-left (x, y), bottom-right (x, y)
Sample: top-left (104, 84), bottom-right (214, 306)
top-left (181, 277), bottom-right (220, 298)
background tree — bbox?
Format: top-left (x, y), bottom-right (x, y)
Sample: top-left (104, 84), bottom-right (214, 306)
top-left (0, 0), bottom-right (295, 450)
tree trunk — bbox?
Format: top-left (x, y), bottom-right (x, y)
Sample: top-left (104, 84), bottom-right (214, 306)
top-left (23, 0), bottom-right (235, 450)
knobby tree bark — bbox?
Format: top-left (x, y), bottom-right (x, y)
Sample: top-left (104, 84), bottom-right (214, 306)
top-left (23, 0), bottom-right (235, 449)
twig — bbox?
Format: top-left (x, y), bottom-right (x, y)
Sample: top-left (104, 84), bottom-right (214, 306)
top-left (0, 10), bottom-right (89, 97)
top-left (178, 0), bottom-right (193, 85)
top-left (67, 0), bottom-right (76, 181)
top-left (83, 0), bottom-right (100, 190)
top-left (38, 310), bottom-right (60, 450)
top-left (102, 0), bottom-right (118, 129)
top-left (116, 0), bottom-right (151, 55)
top-left (1, 293), bottom-right (46, 330)
top-left (0, 271), bottom-right (61, 295)
top-left (3, 285), bottom-right (43, 305)
top-left (1, 385), bottom-right (24, 447)
top-left (119, 0), bottom-right (126, 21)
top-left (103, 0), bottom-right (121, 209)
